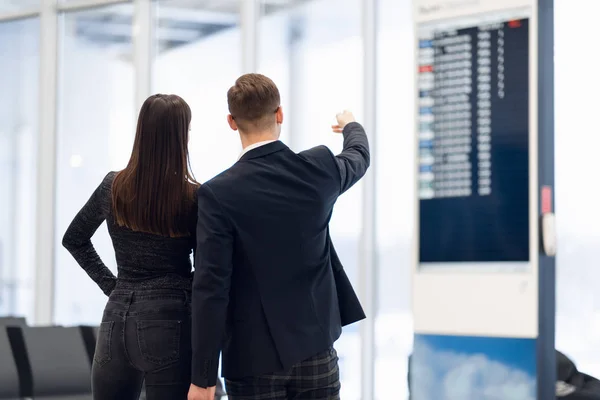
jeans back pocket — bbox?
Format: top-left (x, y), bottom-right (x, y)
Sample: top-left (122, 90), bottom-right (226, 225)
top-left (94, 321), bottom-right (114, 366)
top-left (136, 320), bottom-right (181, 366)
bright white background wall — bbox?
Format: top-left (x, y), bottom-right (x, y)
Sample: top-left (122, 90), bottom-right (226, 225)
top-left (0, 19), bottom-right (39, 322)
top-left (554, 0), bottom-right (600, 375)
top-left (153, 23), bottom-right (242, 183)
top-left (54, 11), bottom-right (134, 324)
top-left (375, 0), bottom-right (415, 397)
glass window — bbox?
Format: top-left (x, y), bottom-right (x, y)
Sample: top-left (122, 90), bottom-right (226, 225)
top-left (153, 0), bottom-right (241, 183)
top-left (54, 4), bottom-right (134, 325)
top-left (375, 0), bottom-right (414, 398)
top-left (555, 0), bottom-right (600, 377)
top-left (0, 18), bottom-right (39, 323)
top-left (0, 0), bottom-right (38, 12)
top-left (258, 1), bottom-right (363, 398)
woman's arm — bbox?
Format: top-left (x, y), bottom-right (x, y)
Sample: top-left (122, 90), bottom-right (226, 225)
top-left (62, 172), bottom-right (117, 296)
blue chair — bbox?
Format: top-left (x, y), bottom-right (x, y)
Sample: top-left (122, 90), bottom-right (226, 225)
top-left (0, 317), bottom-right (26, 327)
top-left (16, 326), bottom-right (92, 399)
top-left (0, 327), bottom-right (20, 399)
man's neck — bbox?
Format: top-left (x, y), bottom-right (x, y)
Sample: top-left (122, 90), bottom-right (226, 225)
top-left (240, 132), bottom-right (278, 150)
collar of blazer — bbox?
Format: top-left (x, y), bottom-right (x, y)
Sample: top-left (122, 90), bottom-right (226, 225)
top-left (237, 140), bottom-right (287, 162)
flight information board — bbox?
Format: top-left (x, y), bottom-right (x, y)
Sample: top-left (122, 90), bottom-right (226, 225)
top-left (418, 16), bottom-right (530, 264)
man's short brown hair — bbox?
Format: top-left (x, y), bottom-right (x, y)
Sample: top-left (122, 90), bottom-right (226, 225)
top-left (227, 73), bottom-right (280, 132)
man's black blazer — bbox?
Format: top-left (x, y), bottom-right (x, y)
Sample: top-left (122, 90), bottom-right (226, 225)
top-left (191, 122), bottom-right (369, 387)
top-left (327, 230), bottom-right (366, 326)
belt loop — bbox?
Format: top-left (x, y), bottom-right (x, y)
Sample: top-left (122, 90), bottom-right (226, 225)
top-left (127, 291), bottom-right (134, 306)
top-left (183, 289), bottom-right (190, 304)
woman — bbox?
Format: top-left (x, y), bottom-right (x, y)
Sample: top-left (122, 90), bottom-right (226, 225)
top-left (63, 94), bottom-right (199, 399)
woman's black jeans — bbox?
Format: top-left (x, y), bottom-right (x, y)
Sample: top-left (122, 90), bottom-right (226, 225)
top-left (92, 289), bottom-right (192, 400)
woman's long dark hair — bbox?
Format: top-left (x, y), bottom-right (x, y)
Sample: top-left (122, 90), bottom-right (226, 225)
top-left (112, 94), bottom-right (199, 237)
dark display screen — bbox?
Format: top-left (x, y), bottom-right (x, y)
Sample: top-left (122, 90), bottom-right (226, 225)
top-left (418, 17), bottom-right (530, 263)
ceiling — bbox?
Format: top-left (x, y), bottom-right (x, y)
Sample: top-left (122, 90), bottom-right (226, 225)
top-left (159, 0), bottom-right (300, 14)
top-left (0, 0), bottom-right (296, 12)
top-left (68, 0), bottom-right (309, 56)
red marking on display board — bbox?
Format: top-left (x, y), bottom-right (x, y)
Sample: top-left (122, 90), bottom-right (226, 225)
top-left (508, 20), bottom-right (522, 28)
top-left (541, 186), bottom-right (552, 214)
top-left (419, 65), bottom-right (433, 73)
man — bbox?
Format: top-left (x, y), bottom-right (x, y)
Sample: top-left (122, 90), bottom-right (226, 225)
top-left (188, 73), bottom-right (369, 400)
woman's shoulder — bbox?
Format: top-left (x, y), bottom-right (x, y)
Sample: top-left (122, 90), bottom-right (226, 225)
top-left (100, 171), bottom-right (118, 191)
top-left (96, 172), bottom-right (120, 207)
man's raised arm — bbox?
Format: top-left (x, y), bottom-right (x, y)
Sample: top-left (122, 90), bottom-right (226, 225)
top-left (331, 110), bottom-right (370, 194)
